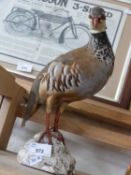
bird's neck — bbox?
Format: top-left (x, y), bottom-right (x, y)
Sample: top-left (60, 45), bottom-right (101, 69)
top-left (90, 31), bottom-right (111, 48)
top-left (88, 31), bottom-right (115, 64)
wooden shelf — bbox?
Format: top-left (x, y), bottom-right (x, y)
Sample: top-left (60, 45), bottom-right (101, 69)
top-left (0, 151), bottom-right (88, 175)
top-left (68, 100), bottom-right (131, 130)
top-left (61, 113), bottom-right (131, 150)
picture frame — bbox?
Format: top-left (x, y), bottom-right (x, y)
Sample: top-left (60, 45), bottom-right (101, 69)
top-left (116, 0), bottom-right (131, 4)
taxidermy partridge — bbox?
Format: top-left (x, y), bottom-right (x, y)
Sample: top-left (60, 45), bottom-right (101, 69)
top-left (22, 6), bottom-right (115, 144)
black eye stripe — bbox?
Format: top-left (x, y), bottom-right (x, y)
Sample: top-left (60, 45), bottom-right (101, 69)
top-left (88, 15), bottom-right (105, 20)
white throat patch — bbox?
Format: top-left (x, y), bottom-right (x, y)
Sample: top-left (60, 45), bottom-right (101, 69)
top-left (90, 29), bottom-right (106, 34)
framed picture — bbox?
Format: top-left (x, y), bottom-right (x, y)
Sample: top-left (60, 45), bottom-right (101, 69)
top-left (92, 45), bottom-right (131, 108)
top-left (0, 0), bottom-right (130, 108)
top-left (116, 0), bottom-right (131, 4)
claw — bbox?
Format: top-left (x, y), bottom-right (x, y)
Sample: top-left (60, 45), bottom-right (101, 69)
top-left (57, 132), bottom-right (65, 144)
top-left (51, 128), bottom-right (65, 145)
top-left (38, 128), bottom-right (65, 145)
top-left (38, 130), bottom-right (52, 144)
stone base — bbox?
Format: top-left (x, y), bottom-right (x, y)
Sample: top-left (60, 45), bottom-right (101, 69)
top-left (17, 132), bottom-right (76, 175)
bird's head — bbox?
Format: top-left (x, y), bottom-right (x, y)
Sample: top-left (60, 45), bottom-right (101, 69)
top-left (88, 6), bottom-right (106, 33)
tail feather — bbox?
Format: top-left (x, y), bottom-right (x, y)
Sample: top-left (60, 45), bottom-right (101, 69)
top-left (21, 78), bottom-right (41, 126)
top-left (21, 92), bottom-right (37, 126)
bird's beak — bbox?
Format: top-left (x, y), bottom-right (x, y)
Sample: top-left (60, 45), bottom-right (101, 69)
top-left (92, 17), bottom-right (99, 28)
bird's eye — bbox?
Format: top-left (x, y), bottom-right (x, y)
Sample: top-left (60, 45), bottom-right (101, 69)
top-left (98, 17), bottom-right (101, 22)
top-left (101, 15), bottom-right (106, 20)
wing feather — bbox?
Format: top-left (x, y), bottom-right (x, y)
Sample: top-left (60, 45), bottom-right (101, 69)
top-left (40, 61), bottom-right (81, 93)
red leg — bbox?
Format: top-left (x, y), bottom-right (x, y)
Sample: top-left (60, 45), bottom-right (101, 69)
top-left (53, 109), bottom-right (61, 132)
top-left (53, 103), bottom-right (67, 131)
top-left (38, 113), bottom-right (52, 144)
top-left (53, 109), bottom-right (65, 144)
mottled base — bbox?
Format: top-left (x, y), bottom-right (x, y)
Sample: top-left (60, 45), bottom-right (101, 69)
top-left (17, 132), bottom-right (76, 175)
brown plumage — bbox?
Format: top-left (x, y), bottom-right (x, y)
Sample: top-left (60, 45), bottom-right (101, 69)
top-left (22, 6), bottom-right (115, 144)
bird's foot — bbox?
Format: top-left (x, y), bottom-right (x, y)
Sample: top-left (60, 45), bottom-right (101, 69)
top-left (38, 129), bottom-right (52, 145)
top-left (51, 128), bottom-right (65, 145)
top-left (37, 128), bottom-right (65, 145)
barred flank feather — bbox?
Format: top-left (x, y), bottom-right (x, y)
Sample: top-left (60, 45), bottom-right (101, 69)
top-left (40, 61), bottom-right (81, 93)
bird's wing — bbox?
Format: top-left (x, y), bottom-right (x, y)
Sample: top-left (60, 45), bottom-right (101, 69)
top-left (39, 57), bottom-right (81, 94)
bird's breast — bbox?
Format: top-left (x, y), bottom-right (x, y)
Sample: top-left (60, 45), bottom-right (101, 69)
top-left (76, 61), bottom-right (113, 98)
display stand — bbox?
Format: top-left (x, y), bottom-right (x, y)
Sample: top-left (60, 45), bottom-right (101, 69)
top-left (0, 151), bottom-right (88, 175)
top-left (17, 132), bottom-right (76, 175)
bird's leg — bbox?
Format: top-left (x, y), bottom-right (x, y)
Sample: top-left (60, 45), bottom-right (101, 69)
top-left (53, 108), bottom-right (65, 144)
top-left (53, 103), bottom-right (66, 132)
top-left (38, 96), bottom-right (55, 144)
top-left (53, 108), bottom-right (61, 132)
top-left (38, 112), bottom-right (52, 144)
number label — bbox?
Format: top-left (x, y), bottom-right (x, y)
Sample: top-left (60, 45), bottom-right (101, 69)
top-left (29, 142), bottom-right (52, 157)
